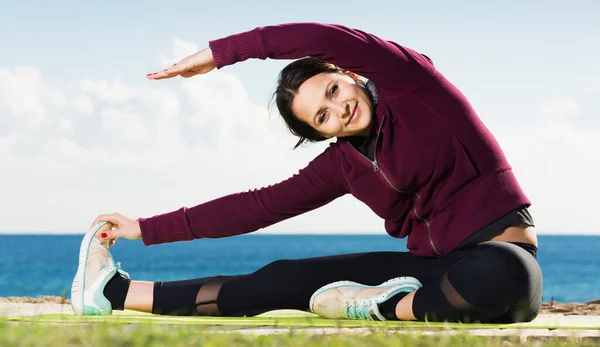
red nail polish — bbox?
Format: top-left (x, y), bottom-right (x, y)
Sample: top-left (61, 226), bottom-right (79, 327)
top-left (101, 233), bottom-right (107, 238)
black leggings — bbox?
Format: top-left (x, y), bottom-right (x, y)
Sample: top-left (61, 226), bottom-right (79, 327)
top-left (152, 240), bottom-right (542, 323)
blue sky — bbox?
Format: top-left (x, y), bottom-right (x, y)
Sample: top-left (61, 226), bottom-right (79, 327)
top-left (1, 1), bottom-right (599, 234)
top-left (2, 1), bottom-right (597, 106)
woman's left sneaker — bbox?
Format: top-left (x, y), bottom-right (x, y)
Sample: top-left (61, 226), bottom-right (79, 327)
top-left (70, 222), bottom-right (128, 315)
top-left (309, 276), bottom-right (422, 321)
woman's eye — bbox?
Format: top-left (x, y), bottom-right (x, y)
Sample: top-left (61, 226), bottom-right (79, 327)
top-left (319, 112), bottom-right (328, 124)
top-left (330, 85), bottom-right (338, 98)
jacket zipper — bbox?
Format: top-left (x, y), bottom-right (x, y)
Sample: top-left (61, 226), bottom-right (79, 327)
top-left (348, 115), bottom-right (441, 256)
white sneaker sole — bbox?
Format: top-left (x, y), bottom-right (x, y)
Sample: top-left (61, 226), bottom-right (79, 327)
top-left (71, 221), bottom-right (116, 315)
top-left (308, 276), bottom-right (422, 316)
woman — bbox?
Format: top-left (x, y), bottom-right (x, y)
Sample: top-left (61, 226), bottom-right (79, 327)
top-left (71, 22), bottom-right (542, 323)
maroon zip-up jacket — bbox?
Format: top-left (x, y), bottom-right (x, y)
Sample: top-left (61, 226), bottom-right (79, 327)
top-left (138, 23), bottom-right (530, 257)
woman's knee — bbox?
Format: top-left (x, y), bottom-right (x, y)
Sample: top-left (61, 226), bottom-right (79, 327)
top-left (474, 242), bottom-right (541, 291)
top-left (446, 242), bottom-right (541, 316)
top-left (479, 242), bottom-right (543, 323)
top-left (408, 242), bottom-right (542, 323)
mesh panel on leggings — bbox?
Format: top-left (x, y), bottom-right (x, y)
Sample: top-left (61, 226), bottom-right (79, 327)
top-left (195, 276), bottom-right (230, 316)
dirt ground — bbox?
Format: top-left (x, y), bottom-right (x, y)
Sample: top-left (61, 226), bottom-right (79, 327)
top-left (539, 300), bottom-right (600, 316)
top-left (1, 296), bottom-right (600, 316)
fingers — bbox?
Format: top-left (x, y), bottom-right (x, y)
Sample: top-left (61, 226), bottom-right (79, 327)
top-left (91, 213), bottom-right (120, 229)
top-left (146, 69), bottom-right (178, 80)
top-left (100, 227), bottom-right (121, 240)
top-left (146, 48), bottom-right (215, 81)
top-left (147, 62), bottom-right (186, 80)
top-left (91, 212), bottom-right (141, 244)
top-left (91, 212), bottom-right (135, 246)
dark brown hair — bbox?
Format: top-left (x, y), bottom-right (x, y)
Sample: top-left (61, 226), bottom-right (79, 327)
top-left (271, 57), bottom-right (343, 149)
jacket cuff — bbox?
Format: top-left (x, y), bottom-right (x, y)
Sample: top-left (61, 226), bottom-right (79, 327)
top-left (138, 207), bottom-right (194, 246)
top-left (208, 28), bottom-right (264, 69)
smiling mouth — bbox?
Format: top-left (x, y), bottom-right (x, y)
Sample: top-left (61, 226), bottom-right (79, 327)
top-left (347, 103), bottom-right (358, 126)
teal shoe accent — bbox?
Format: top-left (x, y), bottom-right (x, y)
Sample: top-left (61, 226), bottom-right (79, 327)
top-left (107, 241), bottom-right (129, 280)
top-left (115, 262), bottom-right (130, 280)
top-left (92, 267), bottom-right (116, 315)
top-left (345, 301), bottom-right (372, 320)
top-left (83, 306), bottom-right (101, 315)
top-left (351, 284), bottom-right (419, 320)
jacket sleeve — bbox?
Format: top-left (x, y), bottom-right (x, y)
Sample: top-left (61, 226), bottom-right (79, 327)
top-left (139, 144), bottom-right (348, 246)
top-left (208, 22), bottom-right (437, 94)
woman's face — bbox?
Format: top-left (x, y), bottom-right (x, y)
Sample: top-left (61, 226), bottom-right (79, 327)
top-left (291, 72), bottom-right (373, 139)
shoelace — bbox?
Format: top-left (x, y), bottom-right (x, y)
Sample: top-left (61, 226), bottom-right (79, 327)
top-left (112, 260), bottom-right (130, 279)
top-left (107, 246), bottom-right (130, 279)
top-left (344, 300), bottom-right (373, 320)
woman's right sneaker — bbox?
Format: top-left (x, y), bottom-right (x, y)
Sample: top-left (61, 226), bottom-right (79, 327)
top-left (309, 276), bottom-right (422, 321)
top-left (70, 222), bottom-right (129, 315)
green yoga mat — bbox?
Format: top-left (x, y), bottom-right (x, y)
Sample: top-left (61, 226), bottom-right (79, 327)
top-left (8, 310), bottom-right (600, 330)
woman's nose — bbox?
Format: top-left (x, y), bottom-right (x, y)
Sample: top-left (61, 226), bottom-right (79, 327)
top-left (332, 103), bottom-right (350, 119)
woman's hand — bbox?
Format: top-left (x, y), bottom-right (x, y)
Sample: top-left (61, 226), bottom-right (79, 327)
top-left (91, 213), bottom-right (142, 246)
top-left (147, 47), bottom-right (216, 80)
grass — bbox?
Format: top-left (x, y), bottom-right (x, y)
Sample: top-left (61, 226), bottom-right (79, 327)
top-left (1, 320), bottom-right (598, 347)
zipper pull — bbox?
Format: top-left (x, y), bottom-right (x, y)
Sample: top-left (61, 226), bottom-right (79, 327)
top-left (372, 161), bottom-right (380, 172)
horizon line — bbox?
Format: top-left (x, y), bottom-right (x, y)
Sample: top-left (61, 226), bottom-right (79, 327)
top-left (0, 232), bottom-right (598, 236)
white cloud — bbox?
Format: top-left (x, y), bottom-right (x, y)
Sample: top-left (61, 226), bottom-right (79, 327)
top-left (159, 38), bottom-right (200, 66)
top-left (494, 98), bottom-right (600, 235)
top-left (540, 98), bottom-right (582, 120)
top-left (0, 40), bottom-right (364, 234)
top-left (99, 108), bottom-right (152, 144)
top-left (0, 41), bottom-right (598, 236)
top-left (71, 95), bottom-right (94, 115)
top-left (80, 78), bottom-right (138, 103)
top-left (57, 118), bottom-right (73, 132)
top-left (0, 67), bottom-right (45, 127)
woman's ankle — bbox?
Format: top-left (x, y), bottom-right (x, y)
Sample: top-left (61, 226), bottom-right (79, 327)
top-left (395, 290), bottom-right (418, 320)
top-left (103, 273), bottom-right (131, 310)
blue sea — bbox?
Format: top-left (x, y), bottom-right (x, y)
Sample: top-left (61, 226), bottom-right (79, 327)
top-left (0, 234), bottom-right (598, 303)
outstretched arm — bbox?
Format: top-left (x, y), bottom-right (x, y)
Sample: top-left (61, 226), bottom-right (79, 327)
top-left (149, 22), bottom-right (437, 94)
top-left (94, 144), bottom-right (349, 246)
top-left (140, 144), bottom-right (348, 245)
